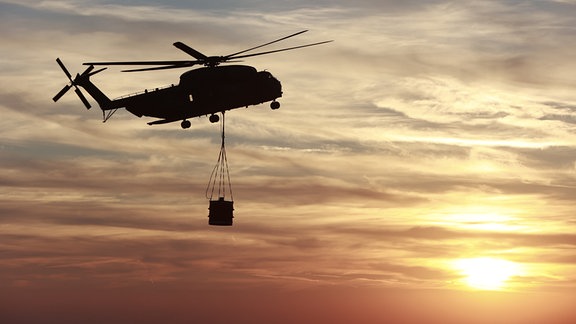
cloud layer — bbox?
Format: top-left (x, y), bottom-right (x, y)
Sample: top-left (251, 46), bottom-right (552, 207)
top-left (1, 0), bottom-right (576, 322)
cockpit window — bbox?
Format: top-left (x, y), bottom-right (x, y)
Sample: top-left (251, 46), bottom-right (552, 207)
top-left (259, 71), bottom-right (273, 78)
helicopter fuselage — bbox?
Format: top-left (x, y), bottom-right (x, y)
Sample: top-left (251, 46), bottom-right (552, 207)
top-left (92, 65), bottom-right (282, 127)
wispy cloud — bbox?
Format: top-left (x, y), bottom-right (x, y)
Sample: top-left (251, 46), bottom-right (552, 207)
top-left (1, 0), bottom-right (576, 322)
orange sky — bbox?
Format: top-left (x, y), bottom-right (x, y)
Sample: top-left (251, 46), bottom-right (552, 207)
top-left (1, 0), bottom-right (576, 323)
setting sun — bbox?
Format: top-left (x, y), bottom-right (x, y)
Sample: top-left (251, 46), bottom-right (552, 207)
top-left (453, 257), bottom-right (521, 290)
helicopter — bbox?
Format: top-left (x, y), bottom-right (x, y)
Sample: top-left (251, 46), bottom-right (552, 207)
top-left (53, 30), bottom-right (332, 129)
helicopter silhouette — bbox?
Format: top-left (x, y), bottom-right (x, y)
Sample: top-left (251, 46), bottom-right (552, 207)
top-left (53, 30), bottom-right (332, 129)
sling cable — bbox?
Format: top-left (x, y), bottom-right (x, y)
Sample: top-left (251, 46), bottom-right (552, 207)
top-left (206, 112), bottom-right (234, 226)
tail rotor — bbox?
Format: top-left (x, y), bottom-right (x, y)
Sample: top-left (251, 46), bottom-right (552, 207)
top-left (53, 58), bottom-right (106, 109)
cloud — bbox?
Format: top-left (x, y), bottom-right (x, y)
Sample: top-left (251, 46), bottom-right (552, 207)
top-left (1, 3), bottom-right (576, 322)
top-left (539, 114), bottom-right (576, 124)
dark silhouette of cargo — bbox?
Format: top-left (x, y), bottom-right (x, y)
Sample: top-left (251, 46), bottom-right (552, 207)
top-left (208, 197), bottom-right (234, 226)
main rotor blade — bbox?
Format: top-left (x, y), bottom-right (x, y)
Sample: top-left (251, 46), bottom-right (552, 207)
top-left (121, 64), bottom-right (196, 72)
top-left (56, 58), bottom-right (73, 81)
top-left (225, 30), bottom-right (308, 58)
top-left (83, 60), bottom-right (198, 66)
top-left (173, 42), bottom-right (208, 60)
top-left (229, 40), bottom-right (333, 60)
top-left (53, 85), bottom-right (71, 102)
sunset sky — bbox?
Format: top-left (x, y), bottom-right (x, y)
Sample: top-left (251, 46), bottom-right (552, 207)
top-left (1, 0), bottom-right (576, 323)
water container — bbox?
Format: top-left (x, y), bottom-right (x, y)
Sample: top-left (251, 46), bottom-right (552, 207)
top-left (208, 197), bottom-right (234, 226)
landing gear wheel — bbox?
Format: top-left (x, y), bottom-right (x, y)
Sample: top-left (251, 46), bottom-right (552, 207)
top-left (209, 114), bottom-right (220, 123)
top-left (270, 101), bottom-right (280, 110)
top-left (181, 120), bottom-right (191, 129)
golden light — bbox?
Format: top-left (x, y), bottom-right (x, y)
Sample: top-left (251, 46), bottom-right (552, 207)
top-left (431, 206), bottom-right (528, 232)
top-left (453, 257), bottom-right (521, 290)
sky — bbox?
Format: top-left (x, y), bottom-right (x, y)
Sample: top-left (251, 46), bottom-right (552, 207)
top-left (1, 0), bottom-right (576, 323)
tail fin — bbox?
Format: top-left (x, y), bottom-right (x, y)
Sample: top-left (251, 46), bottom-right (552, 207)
top-left (53, 58), bottom-right (109, 109)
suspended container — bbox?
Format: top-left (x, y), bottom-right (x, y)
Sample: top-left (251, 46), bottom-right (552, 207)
top-left (206, 112), bottom-right (234, 226)
top-left (208, 197), bottom-right (234, 226)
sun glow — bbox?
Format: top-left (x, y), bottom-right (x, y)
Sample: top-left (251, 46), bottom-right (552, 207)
top-left (433, 207), bottom-right (526, 232)
top-left (453, 257), bottom-right (521, 290)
